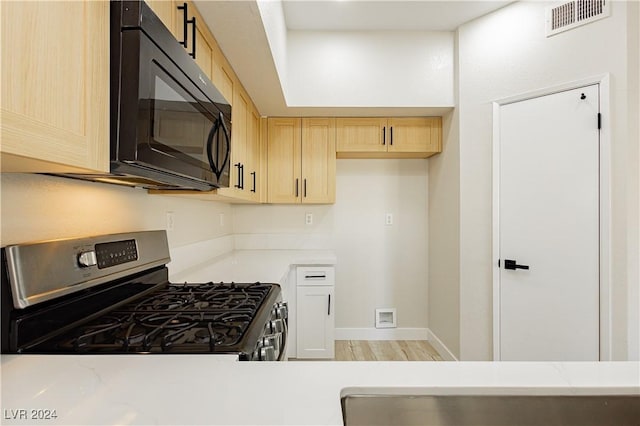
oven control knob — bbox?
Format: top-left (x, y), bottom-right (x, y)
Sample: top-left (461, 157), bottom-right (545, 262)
top-left (276, 305), bottom-right (288, 320)
top-left (263, 334), bottom-right (280, 352)
top-left (77, 251), bottom-right (97, 268)
top-left (276, 301), bottom-right (288, 310)
top-left (259, 345), bottom-right (276, 361)
top-left (269, 319), bottom-right (284, 334)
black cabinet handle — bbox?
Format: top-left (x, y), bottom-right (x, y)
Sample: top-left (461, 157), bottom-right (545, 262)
top-left (295, 178), bottom-right (299, 197)
top-left (189, 16), bottom-right (196, 59)
top-left (504, 259), bottom-right (529, 270)
top-left (240, 164), bottom-right (244, 189)
top-left (382, 126), bottom-right (386, 145)
top-left (177, 3), bottom-right (188, 49)
top-left (251, 171), bottom-right (256, 193)
top-left (305, 274), bottom-right (326, 279)
top-left (234, 163), bottom-right (241, 189)
top-left (328, 294), bottom-right (331, 316)
top-left (390, 126), bottom-right (393, 145)
top-left (303, 179), bottom-right (307, 198)
top-left (177, 3), bottom-right (195, 58)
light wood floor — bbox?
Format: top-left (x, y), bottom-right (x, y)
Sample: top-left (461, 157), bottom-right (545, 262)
top-left (335, 340), bottom-right (443, 361)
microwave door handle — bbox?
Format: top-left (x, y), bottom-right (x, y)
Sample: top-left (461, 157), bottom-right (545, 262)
top-left (206, 118), bottom-right (221, 177)
top-left (218, 113), bottom-right (231, 175)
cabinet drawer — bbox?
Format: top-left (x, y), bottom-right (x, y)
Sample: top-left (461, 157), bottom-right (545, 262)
top-left (296, 266), bottom-right (335, 286)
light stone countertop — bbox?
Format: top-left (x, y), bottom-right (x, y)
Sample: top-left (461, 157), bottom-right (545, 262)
top-left (1, 356), bottom-right (638, 425)
top-left (169, 249), bottom-right (338, 285)
top-left (2, 249), bottom-right (638, 425)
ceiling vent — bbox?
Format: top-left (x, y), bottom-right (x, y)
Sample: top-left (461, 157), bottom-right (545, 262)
top-left (546, 0), bottom-right (610, 37)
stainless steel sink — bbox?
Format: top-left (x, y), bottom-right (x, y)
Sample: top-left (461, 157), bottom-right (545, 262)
top-left (340, 388), bottom-right (640, 426)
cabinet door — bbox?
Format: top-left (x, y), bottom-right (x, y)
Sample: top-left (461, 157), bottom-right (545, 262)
top-left (172, 1), bottom-right (212, 79)
top-left (247, 105), bottom-right (262, 200)
top-left (212, 45), bottom-right (235, 106)
top-left (267, 118), bottom-right (301, 203)
top-left (193, 25), bottom-right (213, 80)
top-left (1, 1), bottom-right (109, 173)
top-left (301, 118), bottom-right (336, 204)
top-left (336, 118), bottom-right (387, 153)
top-left (296, 286), bottom-right (335, 359)
top-left (217, 85), bottom-right (248, 199)
top-left (387, 117), bottom-right (442, 154)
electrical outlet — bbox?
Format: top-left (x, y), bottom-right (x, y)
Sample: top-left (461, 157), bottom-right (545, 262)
top-left (166, 212), bottom-right (175, 231)
top-left (219, 213), bottom-right (225, 228)
top-left (385, 213), bottom-right (393, 226)
top-left (305, 213), bottom-right (313, 225)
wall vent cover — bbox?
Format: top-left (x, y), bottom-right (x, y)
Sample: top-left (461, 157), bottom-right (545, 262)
top-left (546, 0), bottom-right (610, 37)
top-left (375, 308), bottom-right (397, 329)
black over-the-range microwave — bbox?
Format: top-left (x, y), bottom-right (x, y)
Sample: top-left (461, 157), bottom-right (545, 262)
top-left (60, 0), bottom-right (231, 190)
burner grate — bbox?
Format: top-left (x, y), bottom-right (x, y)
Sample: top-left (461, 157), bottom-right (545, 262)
top-left (53, 282), bottom-right (274, 353)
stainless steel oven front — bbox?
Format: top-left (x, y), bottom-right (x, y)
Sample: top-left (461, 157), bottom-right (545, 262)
top-left (1, 231), bottom-right (288, 361)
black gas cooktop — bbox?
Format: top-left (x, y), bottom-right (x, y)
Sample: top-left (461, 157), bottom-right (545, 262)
top-left (49, 282), bottom-right (276, 354)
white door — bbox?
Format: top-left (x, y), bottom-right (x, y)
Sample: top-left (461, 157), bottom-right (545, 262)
top-left (498, 85), bottom-right (600, 361)
top-left (296, 286), bottom-right (335, 359)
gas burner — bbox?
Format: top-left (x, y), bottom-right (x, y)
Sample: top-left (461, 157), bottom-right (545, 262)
top-left (132, 293), bottom-right (196, 311)
top-left (114, 322), bottom-right (148, 347)
top-left (194, 328), bottom-right (214, 344)
top-left (138, 313), bottom-right (200, 329)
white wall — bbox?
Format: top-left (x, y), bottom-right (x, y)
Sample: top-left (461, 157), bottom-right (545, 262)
top-left (456, 1), bottom-right (639, 360)
top-left (286, 30), bottom-right (454, 107)
top-left (428, 110), bottom-right (460, 357)
top-left (627, 0), bottom-right (640, 361)
top-left (0, 174), bottom-right (232, 250)
top-left (232, 159), bottom-right (429, 333)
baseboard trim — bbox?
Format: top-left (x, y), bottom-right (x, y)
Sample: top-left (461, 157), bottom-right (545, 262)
top-left (335, 328), bottom-right (429, 341)
top-left (426, 328), bottom-right (458, 361)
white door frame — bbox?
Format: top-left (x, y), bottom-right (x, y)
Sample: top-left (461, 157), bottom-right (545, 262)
top-left (492, 74), bottom-right (612, 361)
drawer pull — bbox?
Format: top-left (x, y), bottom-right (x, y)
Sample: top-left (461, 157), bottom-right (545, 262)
top-left (305, 274), bottom-right (326, 279)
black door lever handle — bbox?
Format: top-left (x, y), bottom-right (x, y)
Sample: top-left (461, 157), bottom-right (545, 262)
top-left (504, 259), bottom-right (529, 270)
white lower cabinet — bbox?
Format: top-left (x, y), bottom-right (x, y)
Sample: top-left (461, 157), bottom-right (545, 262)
top-left (296, 266), bottom-right (335, 359)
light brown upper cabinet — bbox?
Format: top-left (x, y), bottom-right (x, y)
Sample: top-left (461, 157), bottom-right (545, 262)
top-left (336, 117), bottom-right (442, 159)
top-left (211, 45), bottom-right (235, 106)
top-left (248, 107), bottom-right (263, 201)
top-left (214, 85), bottom-right (262, 203)
top-left (147, 1), bottom-right (216, 84)
top-left (1, 1), bottom-right (109, 173)
top-left (173, 1), bottom-right (213, 80)
top-left (267, 118), bottom-right (336, 204)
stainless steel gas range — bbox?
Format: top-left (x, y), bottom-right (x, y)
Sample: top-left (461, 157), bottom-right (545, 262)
top-left (1, 231), bottom-right (287, 361)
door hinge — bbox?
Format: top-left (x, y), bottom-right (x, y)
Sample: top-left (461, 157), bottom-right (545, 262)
top-left (597, 113), bottom-right (601, 130)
